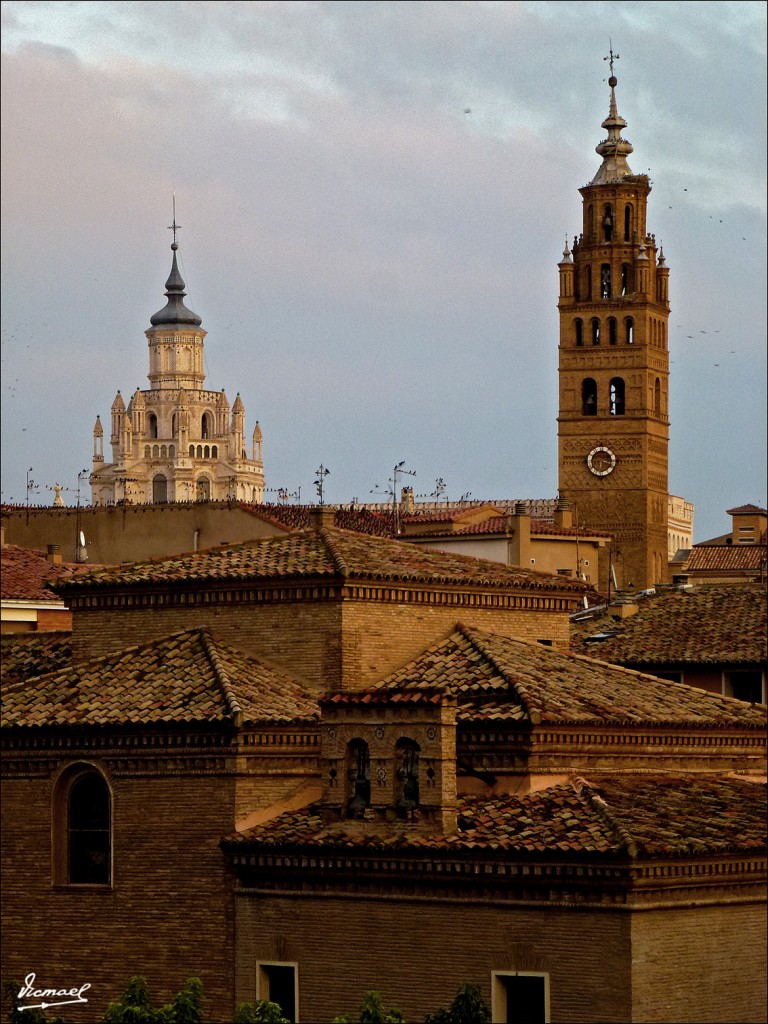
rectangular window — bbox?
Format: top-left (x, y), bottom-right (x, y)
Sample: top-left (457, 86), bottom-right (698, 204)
top-left (492, 971), bottom-right (549, 1024)
top-left (724, 670), bottom-right (765, 704)
top-left (257, 963), bottom-right (298, 1022)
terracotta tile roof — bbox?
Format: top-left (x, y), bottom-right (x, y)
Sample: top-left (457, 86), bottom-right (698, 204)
top-left (324, 624), bottom-right (767, 728)
top-left (726, 504), bottom-right (767, 515)
top-left (1, 627), bottom-right (319, 729)
top-left (1, 544), bottom-right (90, 601)
top-left (1, 632), bottom-right (73, 687)
top-left (242, 503), bottom-right (396, 537)
top-left (223, 774), bottom-right (766, 858)
top-left (571, 585), bottom-right (767, 666)
top-left (52, 527), bottom-right (590, 595)
top-left (685, 545), bottom-right (767, 572)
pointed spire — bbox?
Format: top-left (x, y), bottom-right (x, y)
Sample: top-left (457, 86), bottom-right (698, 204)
top-left (149, 200), bottom-right (202, 327)
top-left (589, 52), bottom-right (635, 185)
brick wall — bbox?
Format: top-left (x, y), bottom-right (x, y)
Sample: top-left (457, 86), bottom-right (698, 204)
top-left (1, 756), bottom-right (236, 1023)
top-left (630, 902), bottom-right (767, 1023)
top-left (233, 893), bottom-right (632, 1022)
top-left (71, 594), bottom-right (570, 691)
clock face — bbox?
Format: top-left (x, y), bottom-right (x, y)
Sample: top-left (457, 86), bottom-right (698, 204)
top-left (587, 445), bottom-right (617, 477)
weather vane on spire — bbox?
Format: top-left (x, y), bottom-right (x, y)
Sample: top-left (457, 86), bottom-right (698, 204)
top-left (168, 193), bottom-right (181, 246)
top-left (604, 43), bottom-right (620, 78)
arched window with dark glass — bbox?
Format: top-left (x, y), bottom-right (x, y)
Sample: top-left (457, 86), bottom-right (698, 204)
top-left (609, 377), bottom-right (625, 416)
top-left (621, 264), bottom-right (630, 295)
top-left (624, 204), bottom-right (632, 241)
top-left (582, 378), bottom-right (598, 416)
top-left (602, 204), bottom-right (613, 242)
top-left (625, 317), bottom-right (634, 344)
top-left (654, 377), bottom-right (661, 414)
top-left (395, 739), bottom-right (420, 819)
top-left (600, 264), bottom-right (612, 299)
top-left (148, 414), bottom-right (158, 439)
top-left (68, 772), bottom-right (111, 884)
top-left (591, 318), bottom-right (600, 345)
top-left (152, 474), bottom-right (167, 503)
top-left (345, 739), bottom-right (371, 819)
top-left (574, 319), bottom-right (583, 346)
top-left (608, 318), bottom-right (617, 345)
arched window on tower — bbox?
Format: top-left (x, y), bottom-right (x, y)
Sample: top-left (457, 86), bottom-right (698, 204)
top-left (582, 378), bottom-right (598, 416)
top-left (196, 476), bottom-right (211, 502)
top-left (201, 413), bottom-right (212, 440)
top-left (345, 739), bottom-right (371, 819)
top-left (395, 738), bottom-right (420, 819)
top-left (621, 264), bottom-right (630, 295)
top-left (625, 317), bottom-right (634, 344)
top-left (152, 474), bottom-right (167, 503)
top-left (171, 413), bottom-right (178, 437)
top-left (654, 377), bottom-right (661, 414)
top-left (602, 204), bottom-right (613, 242)
top-left (148, 414), bottom-right (158, 439)
top-left (591, 318), bottom-right (600, 345)
top-left (609, 378), bottom-right (625, 416)
top-left (608, 318), bottom-right (617, 345)
top-left (574, 319), bottom-right (583, 346)
top-left (600, 264), bottom-right (612, 299)
top-left (624, 204), bottom-right (632, 241)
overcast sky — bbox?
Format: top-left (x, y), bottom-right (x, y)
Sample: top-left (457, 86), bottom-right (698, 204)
top-left (2, 0), bottom-right (766, 542)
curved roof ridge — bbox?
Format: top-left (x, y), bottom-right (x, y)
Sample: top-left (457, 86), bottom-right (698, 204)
top-left (571, 776), bottom-right (638, 857)
top-left (199, 627), bottom-right (244, 727)
top-left (319, 528), bottom-right (349, 576)
top-left (458, 624), bottom-right (541, 723)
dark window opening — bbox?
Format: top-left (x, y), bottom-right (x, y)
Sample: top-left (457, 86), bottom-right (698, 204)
top-left (152, 474), bottom-right (167, 504)
top-left (582, 378), bottom-right (598, 416)
top-left (148, 414), bottom-right (158, 439)
top-left (395, 739), bottom-right (420, 819)
top-left (727, 671), bottom-right (764, 704)
top-left (654, 377), bottom-right (661, 414)
top-left (345, 739), bottom-right (371, 819)
top-left (600, 263), bottom-right (612, 298)
top-left (591, 318), bottom-right (600, 345)
top-left (609, 377), bottom-right (625, 416)
top-left (625, 317), bottom-right (634, 344)
top-left (609, 318), bottom-right (617, 345)
top-left (261, 965), bottom-right (296, 1023)
top-left (574, 319), bottom-right (583, 346)
top-left (68, 773), bottom-right (111, 885)
top-left (500, 975), bottom-right (546, 1024)
top-left (602, 204), bottom-right (613, 242)
top-left (624, 204), bottom-right (632, 241)
top-left (621, 263), bottom-right (630, 295)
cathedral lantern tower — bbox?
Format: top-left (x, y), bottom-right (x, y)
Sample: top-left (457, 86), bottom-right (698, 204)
top-left (557, 55), bottom-right (670, 591)
top-left (90, 216), bottom-right (265, 506)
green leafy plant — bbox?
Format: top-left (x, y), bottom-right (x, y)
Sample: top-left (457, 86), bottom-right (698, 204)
top-left (424, 982), bottom-right (491, 1024)
top-left (102, 976), bottom-right (203, 1024)
top-left (233, 1000), bottom-right (290, 1024)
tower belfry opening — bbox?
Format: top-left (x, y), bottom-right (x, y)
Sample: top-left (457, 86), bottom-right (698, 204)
top-left (556, 57), bottom-right (671, 591)
top-left (89, 213), bottom-right (265, 506)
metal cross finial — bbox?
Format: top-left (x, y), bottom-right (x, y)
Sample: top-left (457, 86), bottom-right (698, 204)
top-left (167, 192), bottom-right (181, 244)
top-left (604, 43), bottom-right (620, 77)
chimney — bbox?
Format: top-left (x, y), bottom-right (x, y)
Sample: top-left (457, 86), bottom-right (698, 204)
top-left (554, 494), bottom-right (573, 529)
top-left (672, 573), bottom-right (692, 590)
top-left (609, 599), bottom-right (639, 619)
top-left (400, 486), bottom-right (415, 515)
top-left (307, 506), bottom-right (336, 530)
top-left (46, 544), bottom-right (63, 565)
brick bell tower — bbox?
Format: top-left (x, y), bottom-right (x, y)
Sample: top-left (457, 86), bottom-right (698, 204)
top-left (557, 53), bottom-right (670, 592)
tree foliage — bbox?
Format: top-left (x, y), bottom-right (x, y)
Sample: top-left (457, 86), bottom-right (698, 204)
top-left (424, 982), bottom-right (491, 1024)
top-left (233, 1000), bottom-right (290, 1023)
top-left (102, 976), bottom-right (203, 1024)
